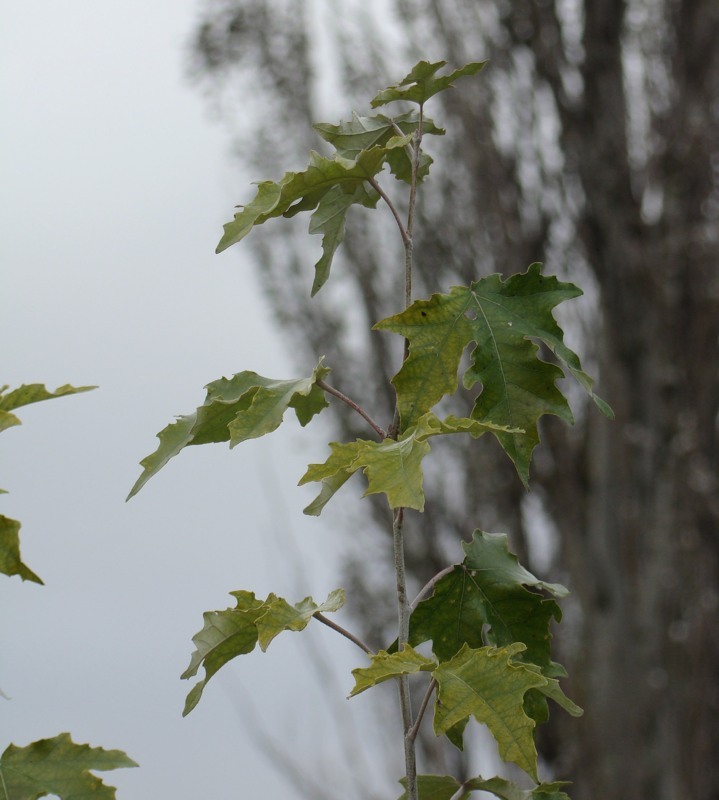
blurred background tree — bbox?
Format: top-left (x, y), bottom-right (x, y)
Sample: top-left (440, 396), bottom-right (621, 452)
top-left (187, 2), bottom-right (719, 798)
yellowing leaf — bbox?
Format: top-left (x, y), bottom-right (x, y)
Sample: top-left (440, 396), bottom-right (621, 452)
top-left (371, 60), bottom-right (487, 108)
top-left (181, 589), bottom-right (344, 715)
top-left (300, 413), bottom-right (515, 515)
top-left (433, 644), bottom-right (546, 780)
top-left (255, 589), bottom-right (344, 651)
top-left (350, 646), bottom-right (436, 696)
top-left (0, 733), bottom-right (137, 799)
top-left (127, 361), bottom-right (330, 499)
top-left (375, 265), bottom-right (613, 486)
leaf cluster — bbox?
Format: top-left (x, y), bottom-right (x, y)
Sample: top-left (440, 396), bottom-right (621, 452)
top-left (125, 58), bottom-right (613, 800)
top-left (353, 531), bottom-right (581, 780)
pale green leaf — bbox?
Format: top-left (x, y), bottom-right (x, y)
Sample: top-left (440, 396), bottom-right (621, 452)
top-left (300, 413), bottom-right (513, 515)
top-left (182, 589), bottom-right (344, 715)
top-left (371, 60), bottom-right (487, 108)
top-left (127, 361), bottom-right (330, 499)
top-left (375, 264), bottom-right (612, 485)
top-left (0, 515), bottom-right (42, 584)
top-left (350, 646), bottom-right (436, 697)
top-left (433, 644), bottom-right (546, 780)
top-left (256, 589), bottom-right (345, 651)
top-left (0, 733), bottom-right (137, 800)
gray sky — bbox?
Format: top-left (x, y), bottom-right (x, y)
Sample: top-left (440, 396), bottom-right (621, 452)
top-left (1, 3), bottom-right (389, 797)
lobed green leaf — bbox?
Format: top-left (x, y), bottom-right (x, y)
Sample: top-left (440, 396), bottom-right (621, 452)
top-left (0, 733), bottom-right (137, 800)
top-left (299, 413), bottom-right (515, 515)
top-left (0, 515), bottom-right (43, 584)
top-left (433, 644), bottom-right (545, 780)
top-left (181, 589), bottom-right (344, 715)
top-left (408, 530), bottom-right (577, 723)
top-left (371, 60), bottom-right (487, 108)
top-left (375, 264), bottom-right (613, 486)
top-left (127, 361), bottom-right (330, 499)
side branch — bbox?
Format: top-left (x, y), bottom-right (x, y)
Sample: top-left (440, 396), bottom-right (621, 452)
top-left (410, 565), bottom-right (456, 610)
top-left (317, 379), bottom-right (387, 439)
top-left (313, 612), bottom-right (374, 655)
top-left (407, 678), bottom-right (437, 743)
top-left (368, 176), bottom-right (410, 248)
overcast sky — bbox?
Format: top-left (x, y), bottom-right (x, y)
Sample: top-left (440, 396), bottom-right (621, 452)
top-left (0, 3), bottom-right (393, 797)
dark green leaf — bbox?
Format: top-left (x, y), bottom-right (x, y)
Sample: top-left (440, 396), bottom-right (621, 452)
top-left (409, 530), bottom-right (565, 666)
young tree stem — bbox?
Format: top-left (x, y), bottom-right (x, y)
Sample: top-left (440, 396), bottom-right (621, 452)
top-left (394, 111), bottom-right (424, 800)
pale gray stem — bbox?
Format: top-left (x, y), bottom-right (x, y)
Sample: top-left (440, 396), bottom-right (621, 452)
top-left (410, 565), bottom-right (456, 610)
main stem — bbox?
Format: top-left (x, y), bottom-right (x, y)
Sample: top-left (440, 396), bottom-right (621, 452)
top-left (393, 108), bottom-right (424, 800)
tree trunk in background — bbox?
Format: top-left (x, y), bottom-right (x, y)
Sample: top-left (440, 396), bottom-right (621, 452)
top-left (189, 1), bottom-right (719, 797)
